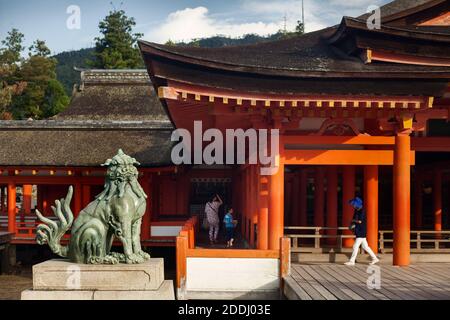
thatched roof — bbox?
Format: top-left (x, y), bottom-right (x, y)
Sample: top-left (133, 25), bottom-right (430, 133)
top-left (0, 70), bottom-right (176, 167)
top-left (55, 69), bottom-right (171, 122)
top-left (0, 122), bottom-right (174, 167)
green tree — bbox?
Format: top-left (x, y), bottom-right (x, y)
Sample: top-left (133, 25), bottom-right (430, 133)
top-left (29, 39), bottom-right (51, 57)
top-left (0, 28), bottom-right (25, 65)
top-left (89, 10), bottom-right (144, 69)
top-left (10, 40), bottom-right (69, 119)
top-left (0, 28), bottom-right (26, 119)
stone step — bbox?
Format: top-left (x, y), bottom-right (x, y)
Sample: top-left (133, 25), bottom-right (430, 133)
top-left (22, 280), bottom-right (175, 300)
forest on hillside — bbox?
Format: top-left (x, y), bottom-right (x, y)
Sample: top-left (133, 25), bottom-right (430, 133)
top-left (54, 27), bottom-right (303, 96)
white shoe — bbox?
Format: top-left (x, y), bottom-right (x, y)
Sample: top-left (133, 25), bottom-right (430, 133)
top-left (370, 258), bottom-right (380, 265)
top-left (345, 261), bottom-right (355, 266)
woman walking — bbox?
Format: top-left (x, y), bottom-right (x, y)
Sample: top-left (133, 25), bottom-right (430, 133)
top-left (205, 194), bottom-right (223, 245)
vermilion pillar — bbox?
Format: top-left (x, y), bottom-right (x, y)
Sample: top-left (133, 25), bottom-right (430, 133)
top-left (314, 167), bottom-right (325, 227)
top-left (342, 166), bottom-right (355, 247)
top-left (291, 173), bottom-right (300, 226)
top-left (74, 183), bottom-right (82, 218)
top-left (241, 170), bottom-right (246, 236)
top-left (22, 185), bottom-right (32, 214)
top-left (433, 169), bottom-right (442, 232)
top-left (258, 175), bottom-right (269, 250)
top-left (326, 166), bottom-right (338, 245)
top-left (0, 186), bottom-right (4, 212)
top-left (82, 185), bottom-right (91, 208)
top-left (250, 165), bottom-right (257, 247)
top-left (393, 134), bottom-right (411, 266)
top-left (139, 173), bottom-right (152, 240)
top-left (414, 171), bottom-right (423, 229)
top-left (299, 170), bottom-right (308, 226)
top-left (7, 182), bottom-right (16, 233)
top-left (268, 160), bottom-right (285, 250)
top-left (364, 165), bottom-right (379, 254)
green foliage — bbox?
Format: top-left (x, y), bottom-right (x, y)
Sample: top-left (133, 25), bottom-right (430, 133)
top-left (89, 10), bottom-right (144, 69)
top-left (42, 79), bottom-right (70, 118)
top-left (29, 40), bottom-right (51, 57)
top-left (54, 48), bottom-right (94, 96)
top-left (0, 29), bottom-right (70, 119)
top-left (174, 23), bottom-right (304, 48)
top-left (0, 28), bottom-right (25, 65)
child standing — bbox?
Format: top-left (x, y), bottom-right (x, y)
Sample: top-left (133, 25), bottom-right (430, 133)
top-left (224, 208), bottom-right (237, 248)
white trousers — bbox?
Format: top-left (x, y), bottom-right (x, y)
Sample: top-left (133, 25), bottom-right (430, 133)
top-left (349, 237), bottom-right (377, 263)
top-left (209, 222), bottom-right (219, 241)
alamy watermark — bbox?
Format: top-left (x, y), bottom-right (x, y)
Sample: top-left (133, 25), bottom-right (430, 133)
top-left (366, 265), bottom-right (381, 290)
top-left (66, 265), bottom-right (81, 290)
top-left (366, 5), bottom-right (381, 30)
top-left (171, 121), bottom-right (280, 176)
top-left (66, 5), bottom-right (81, 30)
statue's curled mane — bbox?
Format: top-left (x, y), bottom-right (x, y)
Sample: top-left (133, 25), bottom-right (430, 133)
top-left (96, 149), bottom-right (147, 201)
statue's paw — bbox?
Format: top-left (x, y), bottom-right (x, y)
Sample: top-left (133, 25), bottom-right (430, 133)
top-left (104, 255), bottom-right (120, 265)
top-left (137, 250), bottom-right (151, 260)
top-left (110, 252), bottom-right (126, 263)
top-left (125, 253), bottom-right (145, 264)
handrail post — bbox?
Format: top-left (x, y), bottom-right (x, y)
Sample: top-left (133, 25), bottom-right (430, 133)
top-left (315, 228), bottom-right (320, 249)
top-left (176, 234), bottom-right (188, 300)
top-left (379, 231), bottom-right (384, 254)
top-left (280, 237), bottom-right (291, 278)
top-left (417, 232), bottom-right (421, 250)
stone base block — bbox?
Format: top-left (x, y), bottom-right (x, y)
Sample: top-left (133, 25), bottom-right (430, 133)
top-left (22, 280), bottom-right (175, 300)
top-left (33, 259), bottom-right (164, 291)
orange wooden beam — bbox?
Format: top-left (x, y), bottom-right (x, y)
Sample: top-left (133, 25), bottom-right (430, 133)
top-left (284, 136), bottom-right (395, 145)
top-left (284, 150), bottom-right (416, 166)
top-left (371, 50), bottom-right (450, 67)
top-left (412, 137), bottom-right (450, 152)
top-left (186, 249), bottom-right (279, 258)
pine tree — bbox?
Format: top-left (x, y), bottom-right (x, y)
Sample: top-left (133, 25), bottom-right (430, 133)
top-left (0, 29), bottom-right (26, 119)
top-left (0, 34), bottom-right (70, 120)
top-left (89, 10), bottom-right (144, 69)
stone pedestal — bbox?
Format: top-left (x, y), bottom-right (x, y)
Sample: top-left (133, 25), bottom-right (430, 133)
top-left (21, 259), bottom-right (175, 300)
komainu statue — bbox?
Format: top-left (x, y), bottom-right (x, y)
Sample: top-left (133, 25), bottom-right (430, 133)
top-left (35, 150), bottom-right (151, 265)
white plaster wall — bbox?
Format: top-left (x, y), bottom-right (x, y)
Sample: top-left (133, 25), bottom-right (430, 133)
top-left (151, 226), bottom-right (182, 237)
top-left (186, 258), bottom-right (280, 291)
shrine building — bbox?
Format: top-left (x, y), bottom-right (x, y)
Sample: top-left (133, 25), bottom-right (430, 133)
top-left (1, 0), bottom-right (450, 299)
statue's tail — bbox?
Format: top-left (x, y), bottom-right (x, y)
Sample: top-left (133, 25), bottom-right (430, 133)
top-left (36, 186), bottom-right (74, 258)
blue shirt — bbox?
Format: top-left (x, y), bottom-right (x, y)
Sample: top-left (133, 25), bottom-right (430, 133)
top-left (224, 213), bottom-right (234, 229)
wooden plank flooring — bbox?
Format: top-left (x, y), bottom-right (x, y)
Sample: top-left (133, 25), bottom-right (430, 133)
top-left (285, 263), bottom-right (450, 300)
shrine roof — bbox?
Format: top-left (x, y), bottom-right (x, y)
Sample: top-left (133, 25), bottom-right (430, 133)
top-left (139, 0), bottom-right (450, 82)
top-left (55, 69), bottom-right (171, 122)
top-left (0, 122), bottom-right (174, 167)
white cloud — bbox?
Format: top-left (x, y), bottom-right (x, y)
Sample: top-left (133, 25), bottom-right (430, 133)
top-left (144, 0), bottom-right (390, 44)
top-left (145, 7), bottom-right (283, 44)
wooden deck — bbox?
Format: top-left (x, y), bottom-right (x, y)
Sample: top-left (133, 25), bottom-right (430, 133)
top-left (284, 263), bottom-right (450, 300)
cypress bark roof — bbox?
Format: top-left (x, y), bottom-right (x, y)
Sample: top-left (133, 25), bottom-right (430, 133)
top-left (55, 69), bottom-right (171, 122)
top-left (0, 126), bottom-right (174, 167)
top-left (0, 70), bottom-right (175, 167)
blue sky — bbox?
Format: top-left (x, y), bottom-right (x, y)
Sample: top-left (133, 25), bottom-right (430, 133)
top-left (0, 0), bottom-right (389, 55)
